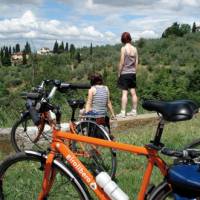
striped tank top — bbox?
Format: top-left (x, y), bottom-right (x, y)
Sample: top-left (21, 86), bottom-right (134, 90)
top-left (121, 47), bottom-right (137, 75)
top-left (92, 85), bottom-right (108, 115)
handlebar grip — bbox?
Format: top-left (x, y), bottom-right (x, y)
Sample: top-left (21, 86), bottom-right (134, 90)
top-left (58, 83), bottom-right (91, 93)
top-left (21, 92), bottom-right (41, 99)
top-left (27, 92), bottom-right (41, 99)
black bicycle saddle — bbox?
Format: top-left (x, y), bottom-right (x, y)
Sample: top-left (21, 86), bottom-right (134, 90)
top-left (142, 100), bottom-right (199, 122)
top-left (67, 99), bottom-right (85, 109)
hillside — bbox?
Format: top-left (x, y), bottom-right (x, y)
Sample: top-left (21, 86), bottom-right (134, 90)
top-left (0, 32), bottom-right (200, 126)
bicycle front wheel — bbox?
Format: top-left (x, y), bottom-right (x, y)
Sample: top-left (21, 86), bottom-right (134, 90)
top-left (11, 115), bottom-right (52, 152)
top-left (184, 138), bottom-right (200, 149)
top-left (0, 151), bottom-right (91, 200)
top-left (149, 181), bottom-right (200, 200)
top-left (149, 182), bottom-right (173, 200)
top-left (75, 120), bottom-right (117, 179)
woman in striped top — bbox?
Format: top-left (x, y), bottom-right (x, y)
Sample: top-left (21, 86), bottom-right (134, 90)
top-left (85, 73), bottom-right (115, 119)
top-left (84, 73), bottom-right (115, 133)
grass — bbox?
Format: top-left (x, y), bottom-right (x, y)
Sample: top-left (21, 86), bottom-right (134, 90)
top-left (0, 114), bottom-right (200, 199)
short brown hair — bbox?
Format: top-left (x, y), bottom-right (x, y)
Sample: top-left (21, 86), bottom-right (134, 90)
top-left (89, 73), bottom-right (103, 86)
top-left (121, 32), bottom-right (132, 44)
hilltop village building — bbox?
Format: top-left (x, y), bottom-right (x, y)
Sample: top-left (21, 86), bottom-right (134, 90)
top-left (37, 47), bottom-right (51, 55)
top-left (11, 52), bottom-right (29, 66)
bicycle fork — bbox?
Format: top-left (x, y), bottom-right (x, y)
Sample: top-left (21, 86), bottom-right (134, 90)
top-left (38, 152), bottom-right (56, 200)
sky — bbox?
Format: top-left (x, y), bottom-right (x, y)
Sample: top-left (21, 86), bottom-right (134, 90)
top-left (0, 0), bottom-right (200, 50)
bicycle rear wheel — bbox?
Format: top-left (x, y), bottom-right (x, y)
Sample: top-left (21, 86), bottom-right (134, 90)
top-left (0, 151), bottom-right (91, 200)
top-left (11, 115), bottom-right (52, 152)
top-left (75, 120), bottom-right (117, 179)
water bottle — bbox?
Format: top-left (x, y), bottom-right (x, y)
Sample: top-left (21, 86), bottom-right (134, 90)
top-left (96, 172), bottom-right (129, 200)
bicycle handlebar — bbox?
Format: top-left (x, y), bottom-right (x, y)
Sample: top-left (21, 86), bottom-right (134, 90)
top-left (38, 80), bottom-right (90, 90)
top-left (59, 83), bottom-right (91, 92)
top-left (22, 80), bottom-right (90, 100)
top-left (22, 80), bottom-right (90, 124)
top-left (161, 147), bottom-right (200, 159)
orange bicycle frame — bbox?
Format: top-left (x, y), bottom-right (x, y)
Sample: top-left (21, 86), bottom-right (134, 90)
top-left (39, 129), bottom-right (168, 200)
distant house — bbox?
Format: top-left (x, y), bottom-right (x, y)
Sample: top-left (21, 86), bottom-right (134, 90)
top-left (11, 52), bottom-right (29, 65)
top-left (37, 47), bottom-right (51, 55)
top-left (197, 25), bottom-right (200, 31)
top-left (11, 52), bottom-right (23, 60)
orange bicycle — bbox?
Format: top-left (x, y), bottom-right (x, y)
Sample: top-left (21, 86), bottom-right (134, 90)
top-left (1, 96), bottom-right (200, 199)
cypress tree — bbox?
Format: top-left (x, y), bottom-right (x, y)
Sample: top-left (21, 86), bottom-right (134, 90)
top-left (22, 50), bottom-right (27, 65)
top-left (53, 40), bottom-right (59, 54)
top-left (58, 41), bottom-right (64, 54)
top-left (90, 43), bottom-right (93, 55)
top-left (16, 44), bottom-right (20, 52)
top-left (0, 48), bottom-right (3, 66)
top-left (24, 42), bottom-right (31, 54)
top-left (69, 44), bottom-right (76, 58)
top-left (192, 22), bottom-right (197, 33)
top-left (65, 42), bottom-right (69, 52)
top-left (4, 47), bottom-right (11, 66)
top-left (75, 51), bottom-right (81, 63)
top-left (9, 46), bottom-right (12, 55)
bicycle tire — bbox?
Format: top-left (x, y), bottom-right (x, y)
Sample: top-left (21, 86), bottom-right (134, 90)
top-left (184, 138), bottom-right (200, 149)
top-left (148, 181), bottom-right (173, 200)
top-left (149, 181), bottom-right (200, 200)
top-left (75, 120), bottom-right (117, 179)
top-left (0, 151), bottom-right (91, 200)
top-left (11, 115), bottom-right (52, 152)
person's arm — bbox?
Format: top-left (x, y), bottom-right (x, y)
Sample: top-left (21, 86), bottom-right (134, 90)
top-left (135, 47), bottom-right (138, 71)
top-left (107, 99), bottom-right (115, 119)
top-left (106, 87), bottom-right (115, 118)
top-left (118, 47), bottom-right (125, 77)
top-left (85, 88), bottom-right (94, 113)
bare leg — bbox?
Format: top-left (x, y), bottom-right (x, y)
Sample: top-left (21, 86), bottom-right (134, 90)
top-left (130, 88), bottom-right (137, 110)
top-left (121, 90), bottom-right (128, 111)
top-left (116, 90), bottom-right (128, 117)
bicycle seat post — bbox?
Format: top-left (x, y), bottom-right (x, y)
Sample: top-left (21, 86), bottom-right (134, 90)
top-left (55, 106), bottom-right (61, 128)
top-left (71, 107), bottom-right (76, 122)
top-left (147, 117), bottom-right (165, 149)
top-left (154, 117), bottom-right (165, 146)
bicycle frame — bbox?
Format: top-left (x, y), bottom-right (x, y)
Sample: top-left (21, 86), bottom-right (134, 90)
top-left (38, 127), bottom-right (168, 200)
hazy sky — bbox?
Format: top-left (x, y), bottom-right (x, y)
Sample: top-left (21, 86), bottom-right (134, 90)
top-left (0, 0), bottom-right (199, 50)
